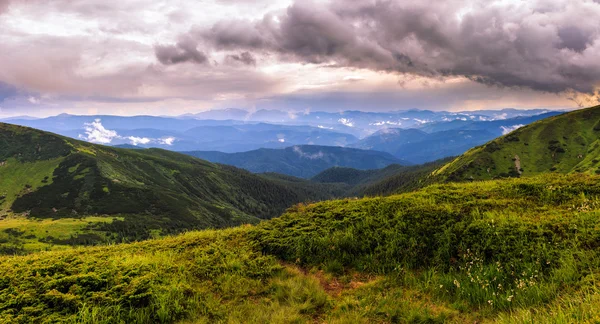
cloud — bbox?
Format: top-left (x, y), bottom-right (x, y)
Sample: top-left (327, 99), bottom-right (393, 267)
top-left (0, 82), bottom-right (17, 102)
top-left (292, 146), bottom-right (324, 159)
top-left (175, 0), bottom-right (600, 95)
top-left (79, 119), bottom-right (119, 144)
top-left (0, 0), bottom-right (11, 14)
top-left (1, 0), bottom-right (598, 116)
top-left (127, 136), bottom-right (151, 146)
top-left (338, 118), bottom-right (354, 127)
top-left (158, 137), bottom-right (175, 145)
top-left (226, 52), bottom-right (257, 66)
top-left (155, 36), bottom-right (208, 65)
top-left (501, 124), bottom-right (525, 135)
top-left (78, 119), bottom-right (177, 146)
top-left (343, 76), bottom-right (364, 82)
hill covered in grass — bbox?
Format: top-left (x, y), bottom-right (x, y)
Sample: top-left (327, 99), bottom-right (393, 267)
top-left (0, 123), bottom-right (342, 251)
top-left (3, 174), bottom-right (600, 322)
top-left (434, 106), bottom-right (600, 181)
top-left (182, 145), bottom-right (407, 178)
top-left (311, 158), bottom-right (452, 197)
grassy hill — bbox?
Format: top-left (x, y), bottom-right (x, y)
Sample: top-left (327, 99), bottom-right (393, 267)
top-left (182, 145), bottom-right (407, 178)
top-left (434, 106), bottom-right (600, 181)
top-left (0, 123), bottom-right (341, 253)
top-left (3, 174), bottom-right (600, 322)
top-left (311, 158), bottom-right (452, 197)
top-left (310, 164), bottom-right (406, 186)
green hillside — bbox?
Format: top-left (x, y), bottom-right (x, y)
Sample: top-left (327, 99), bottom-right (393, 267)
top-left (183, 145), bottom-right (407, 178)
top-left (311, 158), bottom-right (452, 197)
top-left (3, 174), bottom-right (600, 322)
top-left (0, 123), bottom-right (340, 253)
top-left (310, 164), bottom-right (406, 186)
top-left (434, 105), bottom-right (600, 181)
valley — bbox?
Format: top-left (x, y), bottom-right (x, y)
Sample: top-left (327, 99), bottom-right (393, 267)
top-left (1, 106), bottom-right (600, 322)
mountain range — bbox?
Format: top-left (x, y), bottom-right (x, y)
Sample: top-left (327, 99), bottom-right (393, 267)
top-left (183, 145), bottom-right (409, 178)
top-left (3, 106), bottom-right (600, 323)
top-left (1, 109), bottom-right (562, 165)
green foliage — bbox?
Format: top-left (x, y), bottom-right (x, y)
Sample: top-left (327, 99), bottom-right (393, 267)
top-left (436, 105), bottom-right (600, 181)
top-left (252, 174), bottom-right (600, 311)
top-left (0, 123), bottom-right (343, 246)
top-left (0, 229), bottom-right (282, 323)
top-left (4, 175), bottom-right (600, 322)
top-left (184, 145), bottom-right (404, 178)
top-left (0, 123), bottom-right (71, 162)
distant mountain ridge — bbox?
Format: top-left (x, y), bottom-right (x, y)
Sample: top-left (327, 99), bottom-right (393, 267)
top-left (352, 112), bottom-right (563, 163)
top-left (2, 109), bottom-right (563, 164)
top-left (183, 145), bottom-right (408, 178)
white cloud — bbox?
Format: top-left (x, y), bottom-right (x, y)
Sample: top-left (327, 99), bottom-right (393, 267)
top-left (128, 136), bottom-right (151, 146)
top-left (78, 120), bottom-right (177, 146)
top-left (493, 113), bottom-right (508, 120)
top-left (159, 137), bottom-right (176, 145)
top-left (79, 119), bottom-right (119, 144)
top-left (28, 97), bottom-right (40, 104)
top-left (501, 124), bottom-right (525, 135)
top-left (338, 118), bottom-right (354, 127)
top-left (317, 125), bottom-right (333, 129)
top-left (293, 146), bottom-right (324, 159)
top-left (370, 121), bottom-right (401, 126)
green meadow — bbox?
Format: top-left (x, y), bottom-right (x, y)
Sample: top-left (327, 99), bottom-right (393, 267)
top-left (3, 174), bottom-right (600, 323)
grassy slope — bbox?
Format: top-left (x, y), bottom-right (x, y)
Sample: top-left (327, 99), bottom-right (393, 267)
top-left (0, 123), bottom-right (342, 252)
top-left (183, 145), bottom-right (405, 179)
top-left (3, 174), bottom-right (600, 322)
top-left (435, 105), bottom-right (600, 181)
top-left (310, 164), bottom-right (406, 186)
top-left (311, 158), bottom-right (452, 197)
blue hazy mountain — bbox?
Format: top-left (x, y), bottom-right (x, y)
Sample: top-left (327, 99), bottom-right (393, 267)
top-left (182, 145), bottom-right (408, 178)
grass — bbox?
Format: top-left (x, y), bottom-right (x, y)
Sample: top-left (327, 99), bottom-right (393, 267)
top-left (0, 227), bottom-right (472, 324)
top-left (3, 174), bottom-right (600, 322)
top-left (0, 157), bottom-right (63, 212)
top-left (253, 174), bottom-right (600, 318)
top-left (0, 216), bottom-right (119, 254)
top-left (436, 105), bottom-right (600, 181)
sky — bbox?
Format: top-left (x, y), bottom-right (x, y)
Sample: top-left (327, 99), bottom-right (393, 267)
top-left (0, 0), bottom-right (599, 117)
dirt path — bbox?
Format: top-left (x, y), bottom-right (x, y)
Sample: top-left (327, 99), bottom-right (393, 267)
top-left (514, 155), bottom-right (522, 174)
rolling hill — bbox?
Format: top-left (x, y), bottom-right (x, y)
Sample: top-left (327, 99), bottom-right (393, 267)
top-left (434, 105), bottom-right (600, 181)
top-left (311, 158), bottom-right (452, 196)
top-left (3, 174), bottom-right (600, 322)
top-left (183, 145), bottom-right (407, 178)
top-left (0, 123), bottom-right (343, 249)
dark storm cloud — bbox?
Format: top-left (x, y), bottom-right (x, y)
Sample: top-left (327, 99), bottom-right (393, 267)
top-left (155, 36), bottom-right (208, 65)
top-left (164, 0), bottom-right (600, 94)
top-left (226, 52), bottom-right (257, 66)
top-left (557, 26), bottom-right (591, 52)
